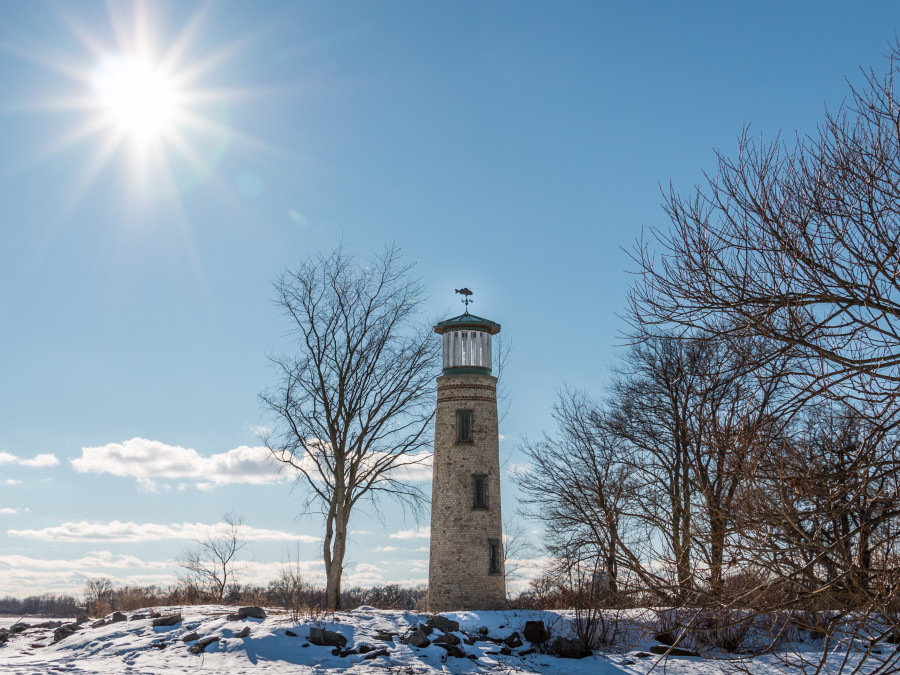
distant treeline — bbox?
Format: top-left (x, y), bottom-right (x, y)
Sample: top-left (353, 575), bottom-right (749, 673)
top-left (0, 582), bottom-right (427, 617)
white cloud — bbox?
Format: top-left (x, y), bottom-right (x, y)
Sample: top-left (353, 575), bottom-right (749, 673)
top-left (0, 569), bottom-right (174, 598)
top-left (18, 453), bottom-right (60, 468)
top-left (0, 452), bottom-right (59, 468)
top-left (71, 437), bottom-right (433, 489)
top-left (388, 526), bottom-right (430, 540)
top-left (370, 546), bottom-right (399, 552)
top-left (71, 438), bottom-right (285, 488)
top-left (5, 479), bottom-right (22, 486)
top-left (0, 551), bottom-right (169, 571)
top-left (0, 507), bottom-right (29, 515)
top-left (8, 519), bottom-right (321, 544)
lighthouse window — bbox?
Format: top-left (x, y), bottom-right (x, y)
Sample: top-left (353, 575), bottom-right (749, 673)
top-left (473, 475), bottom-right (487, 508)
top-left (457, 410), bottom-right (473, 443)
top-left (488, 539), bottom-right (501, 574)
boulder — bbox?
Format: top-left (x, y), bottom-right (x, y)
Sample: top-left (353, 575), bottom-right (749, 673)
top-left (654, 631), bottom-right (677, 646)
top-left (504, 631), bottom-right (523, 648)
top-left (426, 615), bottom-right (460, 634)
top-left (238, 606), bottom-right (266, 620)
top-left (417, 624), bottom-right (433, 636)
top-left (285, 629), bottom-right (297, 637)
top-left (433, 632), bottom-right (461, 646)
top-left (189, 636), bottom-right (220, 655)
top-left (436, 642), bottom-right (466, 658)
top-left (53, 624), bottom-right (80, 643)
top-left (649, 645), bottom-right (700, 657)
top-left (374, 632), bottom-right (395, 642)
top-left (309, 627), bottom-right (347, 648)
top-left (181, 632), bottom-right (199, 643)
top-left (110, 612), bottom-right (127, 623)
top-left (364, 648), bottom-right (390, 660)
top-left (91, 619), bottom-right (107, 629)
top-left (524, 621), bottom-right (550, 644)
top-left (236, 626), bottom-right (251, 638)
top-left (152, 614), bottom-right (182, 627)
top-left (550, 636), bottom-right (588, 659)
top-left (403, 630), bottom-right (431, 648)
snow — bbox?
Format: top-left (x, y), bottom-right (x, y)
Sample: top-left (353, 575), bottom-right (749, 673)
top-left (0, 605), bottom-right (884, 674)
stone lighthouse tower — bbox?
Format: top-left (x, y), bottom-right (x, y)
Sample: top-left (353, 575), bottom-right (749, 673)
top-left (428, 292), bottom-right (505, 611)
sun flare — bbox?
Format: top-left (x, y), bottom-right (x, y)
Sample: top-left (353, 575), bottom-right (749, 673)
top-left (93, 55), bottom-right (179, 140)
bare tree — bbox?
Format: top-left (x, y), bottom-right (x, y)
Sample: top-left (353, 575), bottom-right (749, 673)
top-left (84, 577), bottom-right (115, 616)
top-left (628, 43), bottom-right (900, 413)
top-left (177, 512), bottom-right (248, 603)
top-left (260, 245), bottom-right (439, 610)
top-left (516, 388), bottom-right (637, 600)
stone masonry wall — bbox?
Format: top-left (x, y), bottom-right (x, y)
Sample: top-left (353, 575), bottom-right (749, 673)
top-left (428, 372), bottom-right (506, 612)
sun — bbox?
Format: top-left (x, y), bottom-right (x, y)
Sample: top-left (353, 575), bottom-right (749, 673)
top-left (93, 55), bottom-right (179, 141)
top-left (1, 2), bottom-right (274, 209)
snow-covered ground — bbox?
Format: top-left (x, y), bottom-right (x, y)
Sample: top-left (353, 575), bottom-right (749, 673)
top-left (0, 605), bottom-right (885, 674)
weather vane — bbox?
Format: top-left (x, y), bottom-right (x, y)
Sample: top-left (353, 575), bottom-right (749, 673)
top-left (455, 287), bottom-right (473, 310)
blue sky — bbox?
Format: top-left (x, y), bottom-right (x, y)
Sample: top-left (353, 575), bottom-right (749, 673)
top-left (1, 0), bottom-right (899, 597)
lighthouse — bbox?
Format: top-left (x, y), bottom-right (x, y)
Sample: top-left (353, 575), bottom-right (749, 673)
top-left (428, 291), bottom-right (505, 611)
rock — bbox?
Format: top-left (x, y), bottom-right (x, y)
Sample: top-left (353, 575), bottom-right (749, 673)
top-left (91, 619), bottom-right (107, 629)
top-left (433, 632), bottom-right (461, 646)
top-left (152, 642), bottom-right (167, 649)
top-left (338, 648), bottom-right (358, 657)
top-left (418, 624), bottom-right (433, 636)
top-left (463, 635), bottom-right (476, 645)
top-left (10, 624), bottom-right (28, 634)
top-left (436, 642), bottom-right (466, 658)
top-left (181, 632), bottom-right (199, 643)
top-left (109, 612), bottom-right (127, 623)
top-left (655, 631), bottom-right (677, 646)
top-left (478, 626), bottom-right (489, 635)
top-left (358, 644), bottom-right (375, 653)
top-left (634, 651), bottom-right (652, 658)
top-left (524, 621), bottom-right (550, 644)
top-left (29, 642), bottom-right (46, 649)
top-left (374, 632), bottom-right (395, 641)
top-left (504, 631), bottom-right (523, 648)
top-left (285, 630), bottom-right (297, 637)
top-left (152, 614), bottom-right (182, 627)
top-left (189, 636), bottom-right (220, 654)
top-left (403, 630), bottom-right (431, 648)
top-left (466, 653), bottom-right (477, 660)
top-left (364, 648), bottom-right (390, 660)
top-left (427, 615), bottom-right (460, 634)
top-left (309, 627), bottom-right (347, 648)
top-left (302, 643), bottom-right (309, 648)
top-left (238, 606), bottom-right (266, 620)
top-left (649, 645), bottom-right (699, 657)
top-left (551, 636), bottom-right (588, 659)
top-left (236, 626), bottom-right (251, 638)
top-left (500, 647), bottom-right (512, 655)
top-left (331, 647), bottom-right (342, 656)
top-left (519, 648), bottom-right (536, 656)
top-left (226, 613), bottom-right (242, 621)
top-left (53, 624), bottom-right (80, 643)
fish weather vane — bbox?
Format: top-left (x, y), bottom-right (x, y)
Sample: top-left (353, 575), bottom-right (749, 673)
top-left (455, 287), bottom-right (473, 310)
